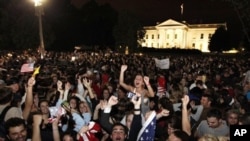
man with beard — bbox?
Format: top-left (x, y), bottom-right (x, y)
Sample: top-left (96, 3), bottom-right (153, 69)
top-left (4, 115), bottom-right (42, 141)
top-left (4, 114), bottom-right (62, 141)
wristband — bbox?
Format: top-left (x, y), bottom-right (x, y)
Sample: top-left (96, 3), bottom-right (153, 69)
top-left (134, 108), bottom-right (141, 111)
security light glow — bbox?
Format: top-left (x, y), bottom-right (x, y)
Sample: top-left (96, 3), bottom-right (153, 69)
top-left (34, 0), bottom-right (42, 7)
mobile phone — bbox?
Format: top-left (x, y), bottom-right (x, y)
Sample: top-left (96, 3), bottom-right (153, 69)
top-left (127, 92), bottom-right (135, 98)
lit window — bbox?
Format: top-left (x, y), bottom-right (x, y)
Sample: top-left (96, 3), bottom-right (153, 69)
top-left (209, 34), bottom-right (212, 39)
top-left (192, 43), bottom-right (195, 48)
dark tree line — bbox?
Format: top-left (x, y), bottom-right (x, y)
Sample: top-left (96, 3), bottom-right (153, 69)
top-left (0, 0), bottom-right (145, 52)
top-left (209, 26), bottom-right (231, 52)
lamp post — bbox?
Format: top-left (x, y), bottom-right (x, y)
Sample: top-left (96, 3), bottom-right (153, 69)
top-left (34, 0), bottom-right (45, 59)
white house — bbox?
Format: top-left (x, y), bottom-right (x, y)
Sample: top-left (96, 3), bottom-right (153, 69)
top-left (141, 19), bottom-right (227, 52)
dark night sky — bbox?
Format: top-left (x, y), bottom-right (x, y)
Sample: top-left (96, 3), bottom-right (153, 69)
top-left (69, 0), bottom-right (243, 45)
top-left (72, 0), bottom-right (240, 25)
top-left (49, 0), bottom-right (244, 47)
top-left (71, 0), bottom-right (243, 37)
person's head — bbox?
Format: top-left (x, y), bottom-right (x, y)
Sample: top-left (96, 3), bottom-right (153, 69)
top-left (107, 83), bottom-right (114, 94)
top-left (38, 99), bottom-right (49, 115)
top-left (149, 96), bottom-right (159, 111)
top-left (134, 74), bottom-right (144, 88)
top-left (6, 77), bottom-right (19, 92)
top-left (9, 82), bottom-right (19, 94)
top-left (243, 81), bottom-right (250, 93)
top-left (196, 80), bottom-right (204, 89)
top-left (52, 75), bottom-right (58, 84)
top-left (78, 101), bottom-right (91, 114)
top-left (167, 115), bottom-right (182, 135)
top-left (196, 74), bottom-right (203, 82)
top-left (200, 94), bottom-right (213, 108)
top-left (68, 96), bottom-right (80, 110)
top-left (180, 78), bottom-right (187, 87)
top-left (33, 92), bottom-right (39, 107)
top-left (125, 113), bottom-right (133, 130)
top-left (117, 86), bottom-right (127, 100)
top-left (62, 131), bottom-right (76, 141)
top-left (206, 108), bottom-right (222, 128)
top-left (198, 134), bottom-right (219, 141)
top-left (239, 113), bottom-right (250, 125)
top-left (110, 123), bottom-right (128, 141)
top-left (167, 130), bottom-right (190, 141)
top-left (5, 117), bottom-right (27, 141)
top-left (226, 109), bottom-right (240, 125)
top-left (158, 97), bottom-right (174, 116)
top-left (0, 86), bottom-right (13, 105)
top-left (102, 87), bottom-right (111, 100)
top-left (0, 79), bottom-right (6, 88)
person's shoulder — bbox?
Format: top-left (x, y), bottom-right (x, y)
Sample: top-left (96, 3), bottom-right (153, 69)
top-left (198, 120), bottom-right (208, 127)
top-left (8, 106), bottom-right (20, 111)
top-left (5, 107), bottom-right (22, 121)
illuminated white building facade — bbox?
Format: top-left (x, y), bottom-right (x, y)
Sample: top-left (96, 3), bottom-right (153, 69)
top-left (141, 19), bottom-right (227, 52)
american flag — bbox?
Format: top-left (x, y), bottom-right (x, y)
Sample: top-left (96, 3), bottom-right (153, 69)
top-left (137, 111), bottom-right (156, 141)
top-left (181, 3), bottom-right (184, 15)
top-left (20, 63), bottom-right (34, 73)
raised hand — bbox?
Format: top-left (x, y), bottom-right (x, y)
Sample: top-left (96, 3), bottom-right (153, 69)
top-left (79, 125), bottom-right (89, 135)
top-left (181, 95), bottom-right (190, 107)
top-left (108, 95), bottom-right (118, 106)
top-left (121, 65), bottom-right (128, 72)
top-left (143, 76), bottom-right (150, 85)
top-left (131, 94), bottom-right (141, 108)
top-left (27, 77), bottom-right (36, 87)
top-left (160, 109), bottom-right (170, 117)
top-left (83, 78), bottom-right (92, 88)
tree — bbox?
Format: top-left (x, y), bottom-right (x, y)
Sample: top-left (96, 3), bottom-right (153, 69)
top-left (208, 26), bottom-right (230, 52)
top-left (113, 10), bottom-right (145, 53)
top-left (76, 1), bottom-right (118, 50)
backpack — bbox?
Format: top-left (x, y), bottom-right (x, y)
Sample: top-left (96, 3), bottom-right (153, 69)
top-left (0, 105), bottom-right (12, 139)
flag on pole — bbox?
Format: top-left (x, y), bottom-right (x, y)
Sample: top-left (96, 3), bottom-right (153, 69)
top-left (20, 63), bottom-right (34, 73)
top-left (32, 66), bottom-right (40, 77)
top-left (137, 111), bottom-right (156, 141)
top-left (181, 3), bottom-right (184, 16)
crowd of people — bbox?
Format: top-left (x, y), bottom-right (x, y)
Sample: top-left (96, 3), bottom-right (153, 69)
top-left (0, 50), bottom-right (250, 141)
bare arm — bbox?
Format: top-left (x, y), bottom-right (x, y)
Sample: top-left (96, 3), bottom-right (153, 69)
top-left (22, 77), bottom-right (36, 121)
top-left (181, 95), bottom-right (191, 136)
top-left (143, 76), bottom-right (155, 97)
top-left (119, 65), bottom-right (133, 92)
top-left (52, 116), bottom-right (61, 141)
top-left (93, 101), bottom-right (101, 121)
top-left (77, 76), bottom-right (85, 96)
top-left (63, 82), bottom-right (71, 101)
top-left (83, 78), bottom-right (96, 99)
top-left (32, 114), bottom-right (42, 141)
